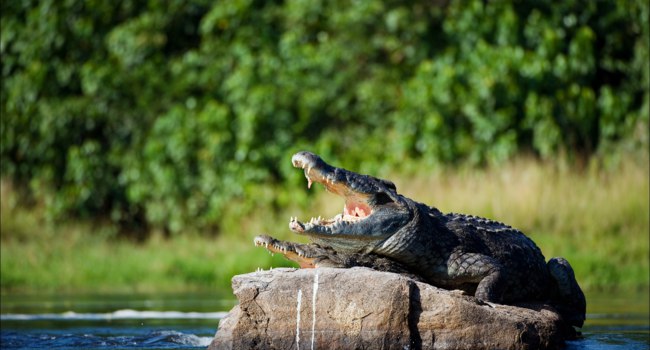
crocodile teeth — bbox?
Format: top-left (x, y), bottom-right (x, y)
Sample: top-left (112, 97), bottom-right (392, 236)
top-left (253, 239), bottom-right (269, 248)
top-left (298, 162), bottom-right (313, 189)
top-left (309, 216), bottom-right (323, 225)
top-left (296, 247), bottom-right (307, 257)
top-left (289, 219), bottom-right (305, 232)
top-left (304, 171), bottom-right (312, 189)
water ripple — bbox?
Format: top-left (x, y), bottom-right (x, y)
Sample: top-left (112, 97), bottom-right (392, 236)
top-left (1, 329), bottom-right (213, 349)
top-left (1, 310), bottom-right (228, 321)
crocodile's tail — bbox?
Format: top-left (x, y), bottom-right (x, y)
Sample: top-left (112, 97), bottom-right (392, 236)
top-left (548, 257), bottom-right (586, 328)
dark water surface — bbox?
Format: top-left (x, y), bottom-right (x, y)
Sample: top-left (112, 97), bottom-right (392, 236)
top-left (0, 292), bottom-right (235, 349)
top-left (1, 290), bottom-right (648, 349)
top-left (565, 291), bottom-right (649, 350)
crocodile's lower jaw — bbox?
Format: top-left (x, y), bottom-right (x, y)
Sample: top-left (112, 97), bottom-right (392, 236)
top-left (253, 235), bottom-right (317, 268)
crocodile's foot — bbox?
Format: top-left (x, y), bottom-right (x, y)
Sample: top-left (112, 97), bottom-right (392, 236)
top-left (548, 257), bottom-right (586, 328)
top-left (254, 235), bottom-right (322, 268)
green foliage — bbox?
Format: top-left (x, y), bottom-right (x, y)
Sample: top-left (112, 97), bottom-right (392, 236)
top-left (1, 0), bottom-right (648, 234)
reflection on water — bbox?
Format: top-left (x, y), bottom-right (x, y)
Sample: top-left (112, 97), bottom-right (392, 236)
top-left (0, 291), bottom-right (237, 315)
top-left (0, 292), bottom-right (233, 349)
top-left (0, 290), bottom-right (648, 349)
top-left (1, 310), bottom-right (229, 321)
top-left (566, 291), bottom-right (649, 350)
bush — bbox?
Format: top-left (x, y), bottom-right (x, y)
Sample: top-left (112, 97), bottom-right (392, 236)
top-left (1, 0), bottom-right (647, 236)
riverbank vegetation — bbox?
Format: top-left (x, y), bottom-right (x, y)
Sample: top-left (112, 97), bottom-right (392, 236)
top-left (2, 153), bottom-right (647, 294)
top-left (1, 1), bottom-right (648, 295)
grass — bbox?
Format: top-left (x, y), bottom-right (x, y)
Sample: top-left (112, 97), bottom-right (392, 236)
top-left (0, 187), bottom-right (297, 294)
top-left (398, 155), bottom-right (649, 292)
top-left (1, 153), bottom-right (648, 295)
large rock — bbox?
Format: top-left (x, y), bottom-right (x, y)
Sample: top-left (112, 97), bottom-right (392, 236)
top-left (209, 267), bottom-right (572, 350)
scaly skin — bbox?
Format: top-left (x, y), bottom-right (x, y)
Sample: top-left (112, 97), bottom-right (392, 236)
top-left (256, 151), bottom-right (586, 328)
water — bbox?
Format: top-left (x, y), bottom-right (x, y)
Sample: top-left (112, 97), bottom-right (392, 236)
top-left (0, 290), bottom-right (648, 349)
top-left (565, 291), bottom-right (650, 350)
top-left (0, 292), bottom-right (235, 349)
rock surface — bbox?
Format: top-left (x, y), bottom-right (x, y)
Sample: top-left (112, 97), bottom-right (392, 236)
top-left (209, 267), bottom-right (572, 350)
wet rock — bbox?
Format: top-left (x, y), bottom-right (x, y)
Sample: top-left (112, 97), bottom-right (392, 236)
top-left (209, 267), bottom-right (571, 350)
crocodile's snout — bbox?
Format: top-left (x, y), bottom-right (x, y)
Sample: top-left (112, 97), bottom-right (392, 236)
top-left (291, 151), bottom-right (336, 189)
top-left (291, 151), bottom-right (326, 170)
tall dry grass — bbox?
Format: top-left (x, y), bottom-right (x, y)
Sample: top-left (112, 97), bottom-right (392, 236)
top-left (1, 154), bottom-right (648, 293)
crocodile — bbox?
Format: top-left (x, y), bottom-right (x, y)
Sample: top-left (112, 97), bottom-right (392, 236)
top-left (255, 151), bottom-right (586, 328)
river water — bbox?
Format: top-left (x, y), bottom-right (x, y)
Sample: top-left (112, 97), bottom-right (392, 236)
top-left (0, 290), bottom-right (647, 349)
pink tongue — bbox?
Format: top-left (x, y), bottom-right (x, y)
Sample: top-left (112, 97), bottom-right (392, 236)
top-left (345, 204), bottom-right (367, 217)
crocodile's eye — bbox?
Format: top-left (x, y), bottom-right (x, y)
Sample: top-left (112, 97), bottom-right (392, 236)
top-left (379, 179), bottom-right (397, 191)
top-left (372, 192), bottom-right (393, 205)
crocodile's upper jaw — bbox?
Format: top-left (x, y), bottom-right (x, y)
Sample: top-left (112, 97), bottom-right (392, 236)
top-left (289, 151), bottom-right (411, 249)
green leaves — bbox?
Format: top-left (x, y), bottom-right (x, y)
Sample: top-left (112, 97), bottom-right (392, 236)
top-left (1, 0), bottom-right (647, 235)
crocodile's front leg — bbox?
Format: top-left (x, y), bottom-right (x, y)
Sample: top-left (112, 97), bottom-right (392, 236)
top-left (254, 234), bottom-right (346, 268)
top-left (447, 252), bottom-right (507, 303)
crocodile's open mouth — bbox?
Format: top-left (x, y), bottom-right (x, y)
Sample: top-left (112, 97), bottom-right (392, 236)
top-left (287, 151), bottom-right (410, 242)
top-left (289, 153), bottom-right (374, 235)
